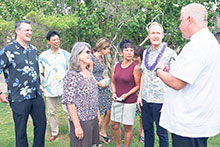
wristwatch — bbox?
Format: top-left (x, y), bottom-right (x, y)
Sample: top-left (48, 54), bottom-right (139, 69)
top-left (0, 91), bottom-right (2, 95)
top-left (154, 67), bottom-right (162, 77)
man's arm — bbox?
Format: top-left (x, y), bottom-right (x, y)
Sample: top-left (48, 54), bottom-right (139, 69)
top-left (156, 69), bottom-right (187, 90)
top-left (137, 72), bottom-right (144, 112)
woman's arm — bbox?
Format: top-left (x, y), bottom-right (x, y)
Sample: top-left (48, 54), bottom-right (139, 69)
top-left (97, 108), bottom-right (101, 125)
top-left (111, 65), bottom-right (117, 101)
top-left (121, 65), bottom-right (141, 100)
top-left (90, 58), bottom-right (108, 88)
top-left (67, 104), bottom-right (84, 140)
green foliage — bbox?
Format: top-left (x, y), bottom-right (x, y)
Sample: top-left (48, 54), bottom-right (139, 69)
top-left (0, 18), bottom-right (14, 32)
top-left (0, 0), bottom-right (219, 64)
top-left (23, 11), bottom-right (78, 53)
top-left (0, 18), bottom-right (14, 46)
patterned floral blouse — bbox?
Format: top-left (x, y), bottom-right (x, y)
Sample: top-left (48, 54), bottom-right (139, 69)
top-left (0, 40), bottom-right (42, 102)
top-left (61, 70), bottom-right (98, 121)
top-left (141, 43), bottom-right (177, 103)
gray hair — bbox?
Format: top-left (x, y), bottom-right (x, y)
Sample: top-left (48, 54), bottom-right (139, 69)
top-left (14, 20), bottom-right (31, 39)
top-left (15, 20), bottom-right (31, 32)
top-left (69, 42), bottom-right (91, 72)
top-left (181, 3), bottom-right (208, 26)
top-left (148, 22), bottom-right (164, 34)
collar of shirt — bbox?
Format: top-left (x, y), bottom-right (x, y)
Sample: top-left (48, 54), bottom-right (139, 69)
top-left (13, 40), bottom-right (32, 50)
top-left (49, 48), bottom-right (61, 55)
top-left (190, 28), bottom-right (209, 41)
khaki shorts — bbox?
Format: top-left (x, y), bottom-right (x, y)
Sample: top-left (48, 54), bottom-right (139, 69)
top-left (111, 101), bottom-right (136, 125)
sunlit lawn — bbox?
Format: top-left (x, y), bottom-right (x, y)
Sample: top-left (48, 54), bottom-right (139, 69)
top-left (0, 101), bottom-right (220, 147)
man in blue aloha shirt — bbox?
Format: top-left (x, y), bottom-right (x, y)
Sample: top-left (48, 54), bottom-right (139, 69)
top-left (39, 30), bottom-right (70, 142)
top-left (0, 20), bottom-right (46, 147)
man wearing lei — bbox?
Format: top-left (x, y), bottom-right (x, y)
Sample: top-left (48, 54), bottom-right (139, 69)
top-left (137, 22), bottom-right (177, 147)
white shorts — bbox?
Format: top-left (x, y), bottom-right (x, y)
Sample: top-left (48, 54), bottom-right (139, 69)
top-left (110, 101), bottom-right (136, 125)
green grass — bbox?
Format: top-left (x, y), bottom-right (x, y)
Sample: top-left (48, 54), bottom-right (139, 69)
top-left (0, 101), bottom-right (220, 147)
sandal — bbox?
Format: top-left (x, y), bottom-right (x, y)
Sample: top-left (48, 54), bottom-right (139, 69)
top-left (139, 136), bottom-right (144, 143)
top-left (95, 142), bottom-right (102, 147)
top-left (100, 135), bottom-right (111, 144)
top-left (121, 136), bottom-right (125, 142)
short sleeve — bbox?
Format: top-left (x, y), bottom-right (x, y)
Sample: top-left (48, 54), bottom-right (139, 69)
top-left (141, 49), bottom-right (147, 72)
top-left (38, 54), bottom-right (44, 74)
top-left (61, 71), bottom-right (77, 105)
top-left (64, 51), bottom-right (71, 69)
top-left (0, 48), bottom-right (9, 74)
top-left (170, 43), bottom-right (205, 85)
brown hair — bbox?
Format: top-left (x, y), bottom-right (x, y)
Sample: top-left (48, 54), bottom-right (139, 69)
top-left (95, 37), bottom-right (111, 52)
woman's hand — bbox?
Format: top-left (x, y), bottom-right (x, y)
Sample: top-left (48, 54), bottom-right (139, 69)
top-left (112, 93), bottom-right (117, 101)
top-left (97, 82), bottom-right (109, 88)
top-left (75, 126), bottom-right (84, 140)
top-left (97, 109), bottom-right (102, 126)
top-left (98, 115), bottom-right (102, 126)
top-left (120, 93), bottom-right (128, 101)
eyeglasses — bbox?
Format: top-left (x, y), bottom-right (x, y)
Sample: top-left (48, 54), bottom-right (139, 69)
top-left (85, 50), bottom-right (92, 54)
top-left (79, 50), bottom-right (92, 55)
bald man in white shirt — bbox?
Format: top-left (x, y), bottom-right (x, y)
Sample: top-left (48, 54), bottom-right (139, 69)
top-left (156, 3), bottom-right (220, 147)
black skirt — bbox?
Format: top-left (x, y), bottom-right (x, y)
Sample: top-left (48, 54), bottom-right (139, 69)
top-left (69, 117), bottom-right (99, 147)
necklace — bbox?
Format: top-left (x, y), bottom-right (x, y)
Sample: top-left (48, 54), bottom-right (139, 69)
top-left (144, 43), bottom-right (167, 70)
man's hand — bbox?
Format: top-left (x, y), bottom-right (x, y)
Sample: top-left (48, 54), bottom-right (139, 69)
top-left (137, 95), bottom-right (142, 112)
top-left (155, 63), bottom-right (166, 70)
top-left (40, 85), bottom-right (45, 94)
top-left (0, 93), bottom-right (8, 103)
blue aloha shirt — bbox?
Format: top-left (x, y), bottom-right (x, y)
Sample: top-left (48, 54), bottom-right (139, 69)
top-left (0, 40), bottom-right (42, 102)
top-left (141, 43), bottom-right (177, 103)
top-left (38, 49), bottom-right (70, 97)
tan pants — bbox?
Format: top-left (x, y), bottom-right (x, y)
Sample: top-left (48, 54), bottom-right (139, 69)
top-left (46, 96), bottom-right (68, 136)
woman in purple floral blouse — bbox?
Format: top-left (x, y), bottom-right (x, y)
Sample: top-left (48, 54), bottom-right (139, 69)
top-left (61, 42), bottom-right (101, 147)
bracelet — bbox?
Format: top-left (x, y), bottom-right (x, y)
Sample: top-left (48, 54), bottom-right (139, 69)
top-left (154, 67), bottom-right (162, 77)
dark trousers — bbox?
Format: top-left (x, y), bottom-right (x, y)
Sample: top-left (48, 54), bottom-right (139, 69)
top-left (172, 133), bottom-right (208, 147)
top-left (10, 96), bottom-right (47, 147)
top-left (141, 100), bottom-right (169, 147)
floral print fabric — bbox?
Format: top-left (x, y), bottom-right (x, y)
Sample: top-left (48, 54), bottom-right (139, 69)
top-left (141, 44), bottom-right (177, 103)
top-left (92, 55), bottom-right (112, 115)
top-left (0, 40), bottom-right (42, 102)
top-left (61, 70), bottom-right (98, 121)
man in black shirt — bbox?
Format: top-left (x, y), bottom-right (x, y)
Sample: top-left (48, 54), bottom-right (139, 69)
top-left (0, 20), bottom-right (46, 147)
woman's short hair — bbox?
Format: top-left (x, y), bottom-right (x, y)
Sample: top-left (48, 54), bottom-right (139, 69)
top-left (134, 46), bottom-right (145, 60)
top-left (95, 37), bottom-right (111, 52)
top-left (119, 39), bottom-right (134, 51)
top-left (69, 42), bottom-right (91, 72)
